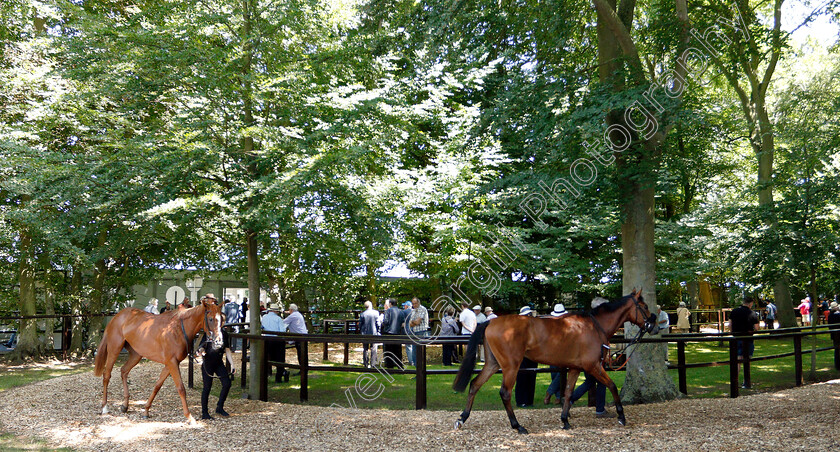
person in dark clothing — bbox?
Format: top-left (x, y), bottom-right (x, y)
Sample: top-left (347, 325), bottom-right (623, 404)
top-left (731, 296), bottom-right (760, 357)
top-left (381, 298), bottom-right (403, 368)
top-left (514, 306), bottom-right (537, 407)
top-left (568, 371), bottom-right (613, 418)
top-left (197, 328), bottom-right (233, 420)
top-left (827, 302), bottom-right (840, 370)
top-left (730, 296), bottom-right (760, 388)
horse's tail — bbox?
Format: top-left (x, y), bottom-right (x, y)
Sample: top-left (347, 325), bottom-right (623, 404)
top-left (93, 336), bottom-right (107, 377)
top-left (453, 321), bottom-right (490, 392)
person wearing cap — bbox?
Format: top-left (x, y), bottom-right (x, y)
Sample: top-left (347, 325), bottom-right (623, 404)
top-left (484, 306), bottom-right (497, 321)
top-left (764, 299), bottom-right (777, 330)
top-left (675, 301), bottom-right (691, 333)
top-left (796, 297), bottom-right (812, 326)
top-left (262, 304), bottom-right (289, 382)
top-left (543, 303), bottom-right (570, 405)
top-left (826, 302), bottom-right (840, 369)
top-left (565, 297), bottom-right (614, 418)
top-left (159, 300), bottom-right (173, 314)
top-left (474, 305), bottom-right (487, 324)
top-left (283, 303), bottom-right (308, 376)
top-left (515, 306), bottom-right (538, 407)
top-left (196, 319), bottom-right (234, 420)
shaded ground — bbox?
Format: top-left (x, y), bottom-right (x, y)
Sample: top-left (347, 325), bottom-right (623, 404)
top-left (1, 360), bottom-right (839, 451)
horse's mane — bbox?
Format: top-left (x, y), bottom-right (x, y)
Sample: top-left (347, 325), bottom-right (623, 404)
top-left (592, 293), bottom-right (642, 315)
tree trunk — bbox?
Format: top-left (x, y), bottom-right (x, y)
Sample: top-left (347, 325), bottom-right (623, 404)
top-left (246, 229), bottom-right (263, 398)
top-left (619, 184), bottom-right (679, 403)
top-left (87, 230), bottom-right (108, 355)
top-left (366, 263), bottom-right (378, 305)
top-left (593, 0), bottom-right (679, 403)
top-left (68, 264), bottom-right (85, 355)
top-left (14, 219), bottom-right (41, 359)
top-left (40, 250), bottom-right (56, 353)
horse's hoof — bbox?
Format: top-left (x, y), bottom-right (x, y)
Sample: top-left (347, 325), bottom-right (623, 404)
top-left (119, 405), bottom-right (128, 414)
top-left (562, 422), bottom-right (571, 430)
top-left (141, 413), bottom-right (149, 419)
top-left (187, 415), bottom-right (197, 426)
top-left (100, 406), bottom-right (109, 415)
top-left (454, 419), bottom-right (464, 430)
top-left (517, 426), bottom-right (529, 434)
top-left (618, 417), bottom-right (626, 426)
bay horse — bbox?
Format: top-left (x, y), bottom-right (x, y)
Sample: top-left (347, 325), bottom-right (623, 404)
top-left (93, 296), bottom-right (223, 424)
top-left (452, 289), bottom-right (658, 433)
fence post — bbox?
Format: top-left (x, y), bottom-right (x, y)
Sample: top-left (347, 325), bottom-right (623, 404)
top-left (677, 340), bottom-right (687, 395)
top-left (323, 320), bottom-right (329, 361)
top-left (259, 338), bottom-right (268, 402)
top-left (794, 334), bottom-right (803, 386)
top-left (742, 338), bottom-right (751, 389)
top-left (729, 338), bottom-right (739, 398)
top-left (300, 340), bottom-right (309, 402)
top-left (240, 335), bottom-right (248, 389)
top-left (415, 344), bottom-right (426, 410)
top-left (188, 335), bottom-right (194, 389)
top-left (343, 321), bottom-right (349, 366)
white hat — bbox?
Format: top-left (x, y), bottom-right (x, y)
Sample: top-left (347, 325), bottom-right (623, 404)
top-left (484, 306), bottom-right (493, 313)
top-left (519, 306), bottom-right (533, 316)
top-left (591, 297), bottom-right (609, 310)
top-left (473, 305), bottom-right (482, 311)
top-left (551, 304), bottom-right (567, 316)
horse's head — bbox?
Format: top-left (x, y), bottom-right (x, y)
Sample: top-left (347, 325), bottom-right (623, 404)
top-left (201, 295), bottom-right (224, 348)
top-left (628, 288), bottom-right (659, 335)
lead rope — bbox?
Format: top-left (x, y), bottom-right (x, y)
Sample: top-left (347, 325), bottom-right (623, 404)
top-left (611, 303), bottom-right (652, 370)
top-left (181, 319), bottom-right (194, 362)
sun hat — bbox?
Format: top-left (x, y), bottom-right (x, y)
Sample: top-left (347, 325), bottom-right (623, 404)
top-left (519, 306), bottom-right (533, 316)
top-left (484, 306), bottom-right (493, 313)
top-left (551, 304), bottom-right (567, 316)
top-left (473, 305), bottom-right (481, 311)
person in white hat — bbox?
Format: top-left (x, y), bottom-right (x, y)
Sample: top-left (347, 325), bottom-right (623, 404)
top-left (544, 302), bottom-right (569, 405)
top-left (473, 305), bottom-right (487, 323)
top-left (484, 306), bottom-right (497, 320)
top-left (519, 306), bottom-right (533, 316)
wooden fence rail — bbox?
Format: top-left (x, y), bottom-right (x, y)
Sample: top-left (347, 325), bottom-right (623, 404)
top-left (225, 324), bottom-right (840, 409)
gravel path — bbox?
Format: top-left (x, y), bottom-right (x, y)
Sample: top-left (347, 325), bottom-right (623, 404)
top-left (1, 359), bottom-right (838, 451)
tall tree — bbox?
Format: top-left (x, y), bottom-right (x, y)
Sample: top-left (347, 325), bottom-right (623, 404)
top-left (697, 0), bottom-right (796, 325)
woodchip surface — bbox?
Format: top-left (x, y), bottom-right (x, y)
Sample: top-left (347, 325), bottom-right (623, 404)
top-left (1, 358), bottom-right (839, 452)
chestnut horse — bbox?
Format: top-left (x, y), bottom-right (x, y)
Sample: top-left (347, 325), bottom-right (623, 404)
top-left (93, 297), bottom-right (223, 424)
top-left (453, 289), bottom-right (658, 433)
